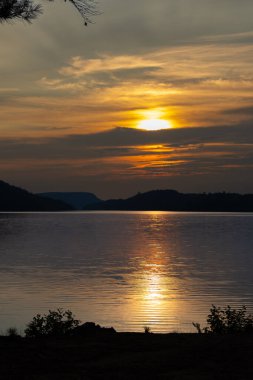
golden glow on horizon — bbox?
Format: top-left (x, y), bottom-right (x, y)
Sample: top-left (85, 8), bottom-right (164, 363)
top-left (137, 109), bottom-right (173, 131)
top-left (138, 118), bottom-right (172, 131)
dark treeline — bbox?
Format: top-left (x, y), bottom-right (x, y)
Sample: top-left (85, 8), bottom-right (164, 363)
top-left (0, 180), bottom-right (72, 211)
top-left (2, 180), bottom-right (253, 212)
top-left (84, 189), bottom-right (253, 212)
top-left (38, 192), bottom-right (101, 210)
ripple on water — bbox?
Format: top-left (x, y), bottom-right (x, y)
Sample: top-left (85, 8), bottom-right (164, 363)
top-left (0, 211), bottom-right (253, 332)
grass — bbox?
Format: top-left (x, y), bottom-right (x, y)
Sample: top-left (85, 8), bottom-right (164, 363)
top-left (1, 332), bottom-right (253, 379)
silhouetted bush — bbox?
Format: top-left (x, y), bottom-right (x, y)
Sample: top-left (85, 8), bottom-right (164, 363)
top-left (6, 327), bottom-right (20, 337)
top-left (73, 322), bottom-right (116, 336)
top-left (192, 322), bottom-right (204, 334)
top-left (25, 309), bottom-right (80, 337)
top-left (193, 305), bottom-right (253, 334)
top-left (143, 326), bottom-right (151, 334)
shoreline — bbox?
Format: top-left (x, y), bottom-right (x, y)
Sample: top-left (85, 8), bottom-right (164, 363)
top-left (1, 332), bottom-right (253, 379)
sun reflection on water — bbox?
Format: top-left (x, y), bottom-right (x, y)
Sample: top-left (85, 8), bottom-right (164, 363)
top-left (1, 212), bottom-right (251, 333)
top-left (129, 234), bottom-right (182, 331)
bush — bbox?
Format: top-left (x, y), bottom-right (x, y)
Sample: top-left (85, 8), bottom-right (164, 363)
top-left (25, 309), bottom-right (80, 338)
top-left (143, 326), bottom-right (151, 334)
top-left (6, 327), bottom-right (20, 337)
top-left (193, 305), bottom-right (253, 334)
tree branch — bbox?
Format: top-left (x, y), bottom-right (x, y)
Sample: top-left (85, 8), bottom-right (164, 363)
top-left (0, 0), bottom-right (100, 23)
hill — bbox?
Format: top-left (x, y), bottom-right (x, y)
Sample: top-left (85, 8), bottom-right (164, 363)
top-left (39, 192), bottom-right (101, 210)
top-left (84, 189), bottom-right (253, 212)
top-left (0, 180), bottom-right (72, 211)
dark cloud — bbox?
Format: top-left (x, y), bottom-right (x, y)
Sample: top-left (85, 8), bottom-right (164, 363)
top-left (0, 124), bottom-right (253, 161)
top-left (0, 124), bottom-right (253, 198)
top-left (223, 106), bottom-right (253, 116)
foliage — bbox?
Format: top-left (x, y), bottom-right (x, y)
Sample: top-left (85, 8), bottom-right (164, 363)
top-left (69, 0), bottom-right (99, 25)
top-left (25, 308), bottom-right (80, 337)
top-left (193, 305), bottom-right (253, 334)
top-left (0, 0), bottom-right (99, 24)
top-left (144, 326), bottom-right (151, 334)
top-left (192, 322), bottom-right (204, 334)
top-left (6, 327), bottom-right (20, 337)
top-left (0, 0), bottom-right (41, 22)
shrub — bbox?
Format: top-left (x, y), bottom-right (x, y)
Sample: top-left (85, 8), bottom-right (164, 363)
top-left (73, 322), bottom-right (117, 336)
top-left (6, 327), bottom-right (20, 337)
top-left (144, 326), bottom-right (151, 334)
top-left (193, 305), bottom-right (253, 334)
top-left (25, 308), bottom-right (80, 338)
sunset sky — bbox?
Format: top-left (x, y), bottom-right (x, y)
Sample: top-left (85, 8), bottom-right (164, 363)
top-left (1, 0), bottom-right (253, 198)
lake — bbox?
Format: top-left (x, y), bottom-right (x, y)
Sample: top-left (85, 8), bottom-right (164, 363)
top-left (0, 211), bottom-right (253, 333)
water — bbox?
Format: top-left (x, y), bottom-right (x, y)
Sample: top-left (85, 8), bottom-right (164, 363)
top-left (0, 211), bottom-right (253, 333)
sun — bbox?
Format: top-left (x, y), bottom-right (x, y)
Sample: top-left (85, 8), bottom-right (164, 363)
top-left (138, 118), bottom-right (172, 131)
top-left (136, 109), bottom-right (173, 131)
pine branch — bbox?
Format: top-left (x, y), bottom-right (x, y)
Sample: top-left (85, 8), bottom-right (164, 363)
top-left (0, 0), bottom-right (100, 23)
top-left (70, 0), bottom-right (100, 25)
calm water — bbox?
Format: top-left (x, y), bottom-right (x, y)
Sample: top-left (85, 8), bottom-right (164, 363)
top-left (0, 211), bottom-right (253, 333)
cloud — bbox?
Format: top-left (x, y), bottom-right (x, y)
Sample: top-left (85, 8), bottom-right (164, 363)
top-left (59, 55), bottom-right (162, 77)
top-left (1, 1), bottom-right (253, 195)
top-left (1, 125), bottom-right (253, 196)
top-left (38, 77), bottom-right (86, 91)
top-left (0, 87), bottom-right (19, 93)
top-left (223, 106), bottom-right (253, 116)
top-left (0, 124), bottom-right (252, 165)
top-left (6, 41), bottom-right (246, 137)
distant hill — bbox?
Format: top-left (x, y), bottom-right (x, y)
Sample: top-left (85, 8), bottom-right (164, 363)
top-left (38, 192), bottom-right (101, 210)
top-left (0, 181), bottom-right (73, 211)
top-left (84, 190), bottom-right (253, 212)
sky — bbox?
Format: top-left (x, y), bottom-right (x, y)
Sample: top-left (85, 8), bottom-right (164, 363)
top-left (1, 0), bottom-right (253, 198)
